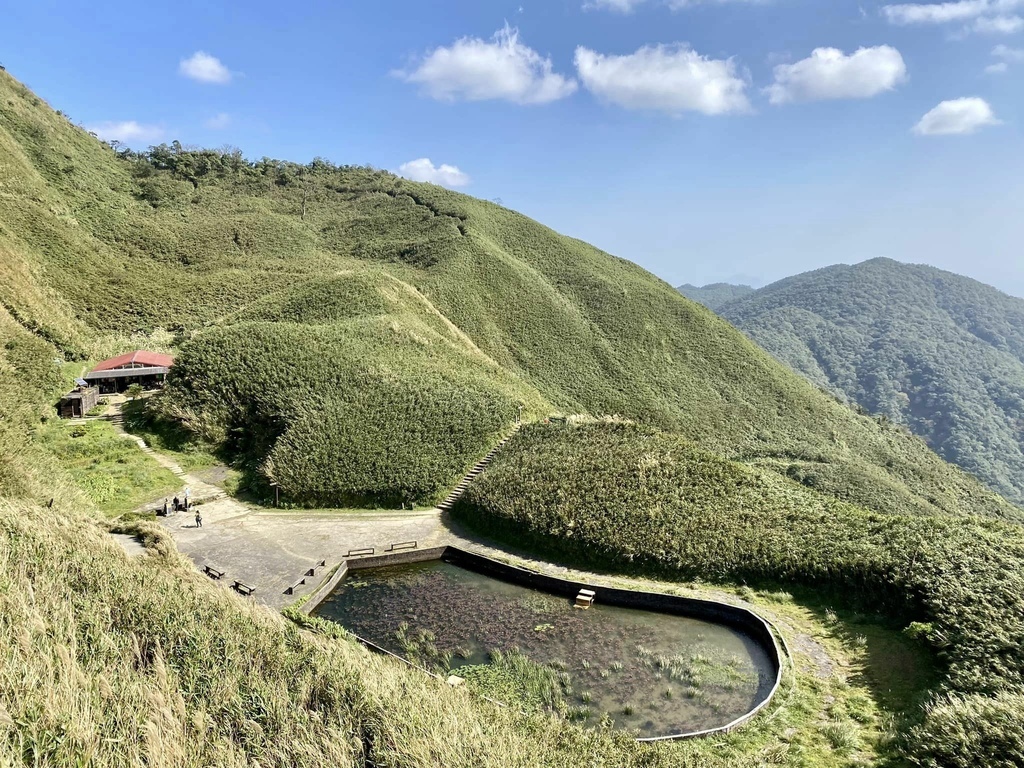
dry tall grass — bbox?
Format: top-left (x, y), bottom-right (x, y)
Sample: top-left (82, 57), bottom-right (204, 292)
top-left (0, 492), bottom-right (695, 767)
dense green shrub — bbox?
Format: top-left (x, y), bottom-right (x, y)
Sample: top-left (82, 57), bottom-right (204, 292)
top-left (164, 315), bottom-right (544, 506)
top-left (908, 693), bottom-right (1024, 768)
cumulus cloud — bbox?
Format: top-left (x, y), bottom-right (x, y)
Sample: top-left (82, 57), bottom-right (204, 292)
top-left (204, 112), bottom-right (231, 129)
top-left (87, 120), bottom-right (163, 143)
top-left (574, 44), bottom-right (751, 116)
top-left (179, 51), bottom-right (232, 84)
top-left (912, 97), bottom-right (1000, 135)
top-left (766, 46), bottom-right (907, 104)
top-left (986, 60), bottom-right (1010, 71)
top-left (397, 24), bottom-right (576, 105)
top-left (397, 158), bottom-right (471, 187)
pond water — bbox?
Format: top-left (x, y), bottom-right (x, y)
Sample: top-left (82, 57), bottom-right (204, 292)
top-left (313, 560), bottom-right (776, 737)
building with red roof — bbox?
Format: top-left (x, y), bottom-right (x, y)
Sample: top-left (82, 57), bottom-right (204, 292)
top-left (84, 350), bottom-right (175, 394)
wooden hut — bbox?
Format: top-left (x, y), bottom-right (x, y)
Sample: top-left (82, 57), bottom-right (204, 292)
top-left (58, 384), bottom-right (99, 418)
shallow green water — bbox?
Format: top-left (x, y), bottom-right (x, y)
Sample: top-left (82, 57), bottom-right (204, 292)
top-left (314, 560), bottom-right (775, 737)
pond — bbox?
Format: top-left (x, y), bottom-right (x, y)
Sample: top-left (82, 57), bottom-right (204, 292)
top-left (313, 558), bottom-right (777, 737)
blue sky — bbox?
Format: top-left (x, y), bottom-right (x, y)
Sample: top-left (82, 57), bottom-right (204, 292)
top-left (2, 0), bottom-right (1022, 296)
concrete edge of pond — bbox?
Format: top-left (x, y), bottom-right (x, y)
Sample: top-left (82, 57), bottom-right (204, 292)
top-left (298, 545), bottom-right (785, 742)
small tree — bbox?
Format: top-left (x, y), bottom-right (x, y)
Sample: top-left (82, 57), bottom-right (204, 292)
top-left (126, 383), bottom-right (143, 401)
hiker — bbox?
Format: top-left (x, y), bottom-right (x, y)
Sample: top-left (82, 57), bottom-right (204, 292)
top-left (162, 498), bottom-right (168, 516)
top-left (172, 495), bottom-right (180, 512)
top-left (195, 511), bottom-right (203, 528)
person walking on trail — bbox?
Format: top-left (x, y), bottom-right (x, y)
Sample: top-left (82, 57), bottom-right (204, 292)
top-left (172, 495), bottom-right (180, 512)
top-left (195, 511), bottom-right (203, 528)
top-left (162, 498), bottom-right (168, 516)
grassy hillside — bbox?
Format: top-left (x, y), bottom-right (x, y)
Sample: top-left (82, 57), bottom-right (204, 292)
top-left (0, 253), bottom-right (906, 768)
top-left (3, 65), bottom-right (1024, 766)
top-left (454, 420), bottom-right (1024, 767)
top-left (676, 283), bottom-right (755, 311)
top-left (718, 259), bottom-right (1024, 506)
top-left (0, 69), bottom-right (1018, 518)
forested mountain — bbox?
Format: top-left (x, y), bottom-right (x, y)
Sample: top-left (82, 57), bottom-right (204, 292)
top-left (717, 258), bottom-right (1024, 506)
top-left (676, 282), bottom-right (754, 311)
top-left (3, 69), bottom-right (1023, 767)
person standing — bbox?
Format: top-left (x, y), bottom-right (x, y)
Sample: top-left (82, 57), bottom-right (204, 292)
top-left (162, 498), bottom-right (168, 516)
top-left (195, 511), bottom-right (203, 528)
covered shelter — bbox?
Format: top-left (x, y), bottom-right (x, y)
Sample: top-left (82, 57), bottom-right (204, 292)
top-left (84, 350), bottom-right (174, 394)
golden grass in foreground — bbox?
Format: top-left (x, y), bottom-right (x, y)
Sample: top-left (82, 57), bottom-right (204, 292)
top-left (0, 497), bottom-right (687, 767)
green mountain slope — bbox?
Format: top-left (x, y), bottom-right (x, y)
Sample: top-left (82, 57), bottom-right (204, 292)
top-left (0, 69), bottom-right (1017, 519)
top-left (718, 258), bottom-right (1024, 506)
top-left (676, 283), bottom-right (755, 311)
top-left (3, 67), bottom-right (1024, 768)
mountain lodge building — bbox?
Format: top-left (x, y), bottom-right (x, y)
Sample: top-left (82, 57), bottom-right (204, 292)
top-left (83, 350), bottom-right (175, 394)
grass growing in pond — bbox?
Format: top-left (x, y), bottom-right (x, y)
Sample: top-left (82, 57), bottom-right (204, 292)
top-left (460, 649), bottom-right (572, 715)
top-left (315, 560), bottom-right (776, 736)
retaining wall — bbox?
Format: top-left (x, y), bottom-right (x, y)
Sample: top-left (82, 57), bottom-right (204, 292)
top-left (300, 545), bottom-right (784, 741)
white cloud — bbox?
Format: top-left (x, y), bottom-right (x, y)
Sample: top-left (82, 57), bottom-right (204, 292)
top-left (179, 51), bottom-right (232, 84)
top-left (912, 96), bottom-right (1000, 135)
top-left (204, 112), bottom-right (231, 129)
top-left (766, 46), bottom-right (907, 104)
top-left (87, 120), bottom-right (164, 143)
top-left (397, 24), bottom-right (576, 105)
top-left (882, 0), bottom-right (1019, 24)
top-left (397, 158), bottom-right (471, 187)
top-left (993, 42), bottom-right (1024, 56)
top-left (882, 0), bottom-right (1024, 34)
top-left (973, 14), bottom-right (1024, 31)
top-left (574, 44), bottom-right (751, 116)
top-left (985, 43), bottom-right (1024, 71)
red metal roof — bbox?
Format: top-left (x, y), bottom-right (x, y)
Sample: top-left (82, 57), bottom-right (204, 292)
top-left (90, 350), bottom-right (175, 373)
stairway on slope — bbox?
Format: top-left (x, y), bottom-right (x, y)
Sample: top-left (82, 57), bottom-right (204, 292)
top-left (437, 424), bottom-right (520, 512)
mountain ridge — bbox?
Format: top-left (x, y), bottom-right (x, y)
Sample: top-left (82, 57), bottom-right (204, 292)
top-left (717, 257), bottom-right (1024, 505)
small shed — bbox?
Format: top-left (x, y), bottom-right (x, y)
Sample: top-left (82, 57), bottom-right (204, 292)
top-left (84, 350), bottom-right (175, 394)
top-left (58, 385), bottom-right (99, 419)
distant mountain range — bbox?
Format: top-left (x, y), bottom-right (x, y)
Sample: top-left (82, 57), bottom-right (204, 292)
top-left (683, 258), bottom-right (1024, 506)
top-left (676, 283), bottom-right (754, 311)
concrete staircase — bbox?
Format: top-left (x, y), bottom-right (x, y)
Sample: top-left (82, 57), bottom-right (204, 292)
top-left (437, 424), bottom-right (520, 512)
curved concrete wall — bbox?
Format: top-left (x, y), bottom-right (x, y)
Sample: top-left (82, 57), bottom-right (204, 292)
top-left (301, 545), bottom-right (784, 741)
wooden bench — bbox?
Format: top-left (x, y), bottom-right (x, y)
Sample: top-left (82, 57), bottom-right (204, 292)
top-left (233, 580), bottom-right (256, 596)
top-left (284, 578), bottom-right (306, 595)
top-left (203, 564), bottom-right (225, 580)
top-left (386, 541), bottom-right (418, 552)
top-left (346, 548), bottom-right (375, 558)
